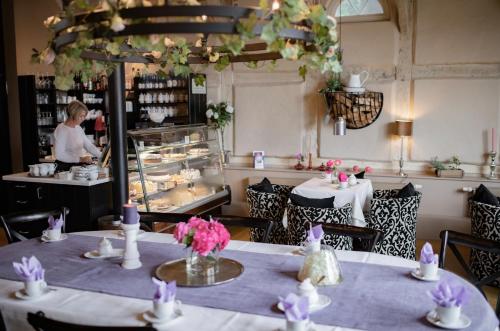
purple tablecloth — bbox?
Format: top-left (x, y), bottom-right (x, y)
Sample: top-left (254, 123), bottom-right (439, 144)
top-left (0, 235), bottom-right (497, 331)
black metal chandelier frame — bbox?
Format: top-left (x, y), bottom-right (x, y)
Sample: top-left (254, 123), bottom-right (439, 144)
top-left (51, 5), bottom-right (317, 64)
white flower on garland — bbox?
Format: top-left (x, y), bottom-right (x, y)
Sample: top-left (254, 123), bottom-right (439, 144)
top-left (325, 46), bottom-right (336, 58)
top-left (142, 0), bottom-right (153, 6)
top-left (40, 47), bottom-right (56, 65)
top-left (206, 109), bottom-right (213, 118)
top-left (149, 34), bottom-right (160, 45)
top-left (327, 15), bottom-right (337, 28)
top-left (209, 52), bottom-right (220, 63)
top-left (226, 105), bottom-right (234, 114)
top-left (151, 51), bottom-right (162, 59)
top-left (213, 112), bottom-right (219, 120)
top-left (329, 28), bottom-right (337, 41)
top-left (195, 39), bottom-right (203, 47)
top-left (280, 42), bottom-right (300, 60)
top-left (164, 37), bottom-right (175, 47)
top-left (110, 15), bottom-right (125, 32)
top-left (43, 16), bottom-right (61, 28)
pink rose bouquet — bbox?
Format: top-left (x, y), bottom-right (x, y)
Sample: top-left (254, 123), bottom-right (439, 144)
top-left (338, 172), bottom-right (348, 182)
top-left (174, 217), bottom-right (230, 256)
top-left (325, 159), bottom-right (342, 174)
top-left (352, 165), bottom-right (373, 174)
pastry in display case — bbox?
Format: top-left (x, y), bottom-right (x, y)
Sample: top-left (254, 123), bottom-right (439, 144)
top-left (127, 124), bottom-right (230, 213)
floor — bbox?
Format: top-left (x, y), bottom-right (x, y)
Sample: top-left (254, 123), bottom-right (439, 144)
top-left (1, 227), bottom-right (497, 312)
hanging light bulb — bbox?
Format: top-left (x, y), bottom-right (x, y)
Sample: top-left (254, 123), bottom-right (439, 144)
top-left (201, 15), bottom-right (208, 21)
top-left (333, 117), bottom-right (346, 136)
top-left (272, 0), bottom-right (280, 11)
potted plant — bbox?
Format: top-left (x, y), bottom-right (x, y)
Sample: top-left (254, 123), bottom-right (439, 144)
top-left (206, 101), bottom-right (234, 165)
top-left (430, 156), bottom-right (464, 178)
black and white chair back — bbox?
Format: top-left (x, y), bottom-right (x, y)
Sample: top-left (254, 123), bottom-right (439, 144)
top-left (367, 190), bottom-right (422, 260)
top-left (246, 184), bottom-right (294, 244)
top-left (470, 200), bottom-right (500, 287)
top-left (287, 202), bottom-right (353, 250)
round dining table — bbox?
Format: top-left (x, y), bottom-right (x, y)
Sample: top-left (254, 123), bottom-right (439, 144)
top-left (0, 230), bottom-right (497, 331)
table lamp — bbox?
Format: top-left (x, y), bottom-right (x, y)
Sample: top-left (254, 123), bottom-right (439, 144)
top-left (395, 120), bottom-right (413, 177)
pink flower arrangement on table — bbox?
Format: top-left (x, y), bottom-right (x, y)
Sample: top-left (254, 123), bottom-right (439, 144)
top-left (173, 217), bottom-right (230, 256)
top-left (325, 159), bottom-right (342, 174)
top-left (352, 165), bottom-right (373, 174)
top-left (338, 172), bottom-right (348, 182)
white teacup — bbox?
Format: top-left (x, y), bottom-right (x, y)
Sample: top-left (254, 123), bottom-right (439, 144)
top-left (297, 279), bottom-right (319, 306)
top-left (347, 71), bottom-right (369, 88)
top-left (153, 300), bottom-right (178, 320)
top-left (420, 261), bottom-right (438, 278)
top-left (43, 228), bottom-right (61, 241)
top-left (39, 164), bottom-right (49, 176)
top-left (24, 279), bottom-right (47, 297)
top-left (286, 319), bottom-right (310, 331)
top-left (89, 172), bottom-right (99, 181)
top-left (436, 305), bottom-right (461, 325)
top-left (339, 181), bottom-right (348, 189)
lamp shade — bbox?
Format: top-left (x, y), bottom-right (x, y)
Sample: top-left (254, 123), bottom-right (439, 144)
top-left (395, 120), bottom-right (413, 137)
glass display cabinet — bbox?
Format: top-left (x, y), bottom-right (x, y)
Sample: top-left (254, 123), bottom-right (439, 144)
top-left (128, 124), bottom-right (230, 213)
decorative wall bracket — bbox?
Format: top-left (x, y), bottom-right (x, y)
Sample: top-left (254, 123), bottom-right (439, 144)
top-left (325, 91), bottom-right (383, 129)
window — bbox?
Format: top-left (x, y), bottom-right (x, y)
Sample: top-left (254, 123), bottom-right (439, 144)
top-left (335, 0), bottom-right (387, 22)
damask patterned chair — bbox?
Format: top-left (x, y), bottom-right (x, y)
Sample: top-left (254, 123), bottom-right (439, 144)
top-left (367, 189), bottom-right (422, 260)
top-left (246, 184), bottom-right (294, 244)
top-left (469, 200), bottom-right (500, 287)
top-left (287, 202), bottom-right (353, 250)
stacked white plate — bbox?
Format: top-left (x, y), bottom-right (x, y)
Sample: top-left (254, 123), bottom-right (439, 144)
top-left (71, 165), bottom-right (99, 181)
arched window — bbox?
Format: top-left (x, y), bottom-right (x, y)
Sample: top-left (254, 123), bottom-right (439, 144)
top-left (334, 0), bottom-right (388, 22)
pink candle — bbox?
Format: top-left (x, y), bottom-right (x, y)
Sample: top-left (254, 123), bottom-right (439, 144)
top-left (493, 128), bottom-right (497, 153)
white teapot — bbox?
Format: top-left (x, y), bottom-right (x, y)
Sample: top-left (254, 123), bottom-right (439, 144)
top-left (348, 174), bottom-right (357, 186)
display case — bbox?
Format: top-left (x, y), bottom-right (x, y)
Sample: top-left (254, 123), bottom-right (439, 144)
top-left (128, 124), bottom-right (230, 213)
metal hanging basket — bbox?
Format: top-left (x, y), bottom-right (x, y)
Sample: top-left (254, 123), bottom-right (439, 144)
top-left (324, 91), bottom-right (383, 130)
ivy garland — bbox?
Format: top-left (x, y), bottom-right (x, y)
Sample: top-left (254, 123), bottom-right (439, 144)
top-left (34, 0), bottom-right (341, 90)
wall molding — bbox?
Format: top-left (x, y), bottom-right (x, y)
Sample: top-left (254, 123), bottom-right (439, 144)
top-left (412, 63), bottom-right (500, 80)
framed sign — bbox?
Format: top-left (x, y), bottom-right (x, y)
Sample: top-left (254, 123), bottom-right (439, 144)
top-left (253, 151), bottom-right (265, 169)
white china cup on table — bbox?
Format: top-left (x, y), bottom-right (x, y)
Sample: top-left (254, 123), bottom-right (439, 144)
top-left (43, 228), bottom-right (61, 241)
top-left (29, 165), bottom-right (40, 176)
top-left (154, 300), bottom-right (176, 320)
top-left (420, 260), bottom-right (438, 279)
top-left (24, 279), bottom-right (47, 297)
top-left (39, 164), bottom-right (49, 176)
top-left (286, 319), bottom-right (310, 331)
top-left (297, 278), bottom-right (319, 306)
top-left (47, 163), bottom-right (56, 176)
top-left (339, 181), bottom-right (348, 189)
top-left (347, 71), bottom-right (369, 88)
top-left (89, 171), bottom-right (99, 181)
top-left (436, 305), bottom-right (461, 325)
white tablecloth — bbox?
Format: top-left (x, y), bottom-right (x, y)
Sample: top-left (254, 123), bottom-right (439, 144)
top-left (292, 178), bottom-right (373, 227)
top-left (0, 230), bottom-right (422, 331)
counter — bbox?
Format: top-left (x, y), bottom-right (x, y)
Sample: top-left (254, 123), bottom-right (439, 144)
top-left (2, 172), bottom-right (112, 186)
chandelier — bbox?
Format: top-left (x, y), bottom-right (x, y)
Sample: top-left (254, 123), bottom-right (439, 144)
top-left (36, 0), bottom-right (341, 90)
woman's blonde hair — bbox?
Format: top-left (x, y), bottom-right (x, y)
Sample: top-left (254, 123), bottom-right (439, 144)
top-left (67, 100), bottom-right (88, 121)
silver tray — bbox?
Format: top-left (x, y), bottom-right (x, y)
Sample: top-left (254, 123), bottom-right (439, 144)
top-left (155, 258), bottom-right (244, 287)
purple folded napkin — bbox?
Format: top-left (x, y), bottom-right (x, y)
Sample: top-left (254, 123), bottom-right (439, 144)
top-left (307, 224), bottom-right (324, 243)
top-left (48, 214), bottom-right (64, 230)
top-left (152, 277), bottom-right (176, 303)
top-left (428, 279), bottom-right (469, 308)
top-left (279, 293), bottom-right (309, 322)
top-left (12, 256), bottom-right (45, 282)
top-left (420, 242), bottom-right (438, 264)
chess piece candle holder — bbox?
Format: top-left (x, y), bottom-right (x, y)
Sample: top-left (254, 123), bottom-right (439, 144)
top-left (488, 151), bottom-right (497, 180)
top-left (121, 222), bottom-right (142, 269)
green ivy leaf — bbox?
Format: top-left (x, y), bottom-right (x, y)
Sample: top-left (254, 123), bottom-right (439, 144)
top-left (298, 65), bottom-right (307, 80)
top-left (105, 42), bottom-right (121, 55)
top-left (219, 35), bottom-right (245, 56)
top-left (308, 5), bottom-right (327, 25)
top-left (194, 74), bottom-right (205, 86)
top-left (214, 55), bottom-right (230, 72)
top-left (54, 75), bottom-right (74, 91)
top-left (236, 12), bottom-right (257, 40)
top-left (245, 61), bottom-right (258, 69)
top-left (259, 0), bottom-right (268, 10)
top-left (173, 64), bottom-right (191, 77)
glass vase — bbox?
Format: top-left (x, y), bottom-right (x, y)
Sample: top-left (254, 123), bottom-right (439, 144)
top-left (185, 247), bottom-right (220, 278)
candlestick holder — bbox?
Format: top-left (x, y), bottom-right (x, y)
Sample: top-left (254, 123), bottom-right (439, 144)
top-left (488, 151), bottom-right (497, 180)
top-left (307, 153), bottom-right (313, 170)
top-left (121, 222), bottom-right (142, 269)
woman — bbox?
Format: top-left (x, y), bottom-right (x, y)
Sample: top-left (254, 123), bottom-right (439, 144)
top-left (54, 100), bottom-right (102, 172)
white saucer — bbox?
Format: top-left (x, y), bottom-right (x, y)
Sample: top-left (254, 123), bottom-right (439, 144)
top-left (410, 269), bottom-right (440, 282)
top-left (426, 310), bottom-right (471, 329)
top-left (41, 234), bottom-right (68, 243)
top-left (14, 287), bottom-right (54, 301)
top-left (83, 249), bottom-right (124, 259)
top-left (343, 86), bottom-right (366, 93)
top-left (277, 295), bottom-right (331, 313)
top-left (142, 307), bottom-right (183, 325)
top-left (117, 230), bottom-right (146, 238)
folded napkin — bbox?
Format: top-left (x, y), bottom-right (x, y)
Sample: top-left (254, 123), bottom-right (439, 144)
top-left (279, 293), bottom-right (309, 321)
top-left (428, 279), bottom-right (469, 308)
top-left (152, 277), bottom-right (176, 303)
top-left (420, 242), bottom-right (438, 264)
top-left (308, 224), bottom-right (324, 243)
top-left (12, 256), bottom-right (45, 282)
top-left (48, 214), bottom-right (64, 230)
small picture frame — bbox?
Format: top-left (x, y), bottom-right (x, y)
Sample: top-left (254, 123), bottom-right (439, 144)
top-left (253, 151), bottom-right (265, 169)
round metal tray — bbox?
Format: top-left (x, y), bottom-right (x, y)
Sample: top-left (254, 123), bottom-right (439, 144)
top-left (155, 258), bottom-right (244, 287)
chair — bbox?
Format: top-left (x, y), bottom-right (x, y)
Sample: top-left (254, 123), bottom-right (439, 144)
top-left (367, 190), bottom-right (422, 260)
top-left (246, 184), bottom-right (294, 244)
top-left (439, 230), bottom-right (500, 318)
top-left (469, 200), bottom-right (500, 287)
top-left (287, 202), bottom-right (353, 250)
top-left (27, 311), bottom-right (156, 331)
top-left (0, 207), bottom-right (70, 244)
top-left (139, 212), bottom-right (275, 243)
top-left (313, 222), bottom-right (383, 252)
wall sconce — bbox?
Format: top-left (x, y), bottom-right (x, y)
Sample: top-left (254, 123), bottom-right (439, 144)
top-left (334, 116), bottom-right (346, 136)
top-left (395, 120), bottom-right (413, 177)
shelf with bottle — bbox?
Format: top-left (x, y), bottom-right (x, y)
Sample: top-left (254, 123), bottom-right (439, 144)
top-left (133, 73), bottom-right (188, 90)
